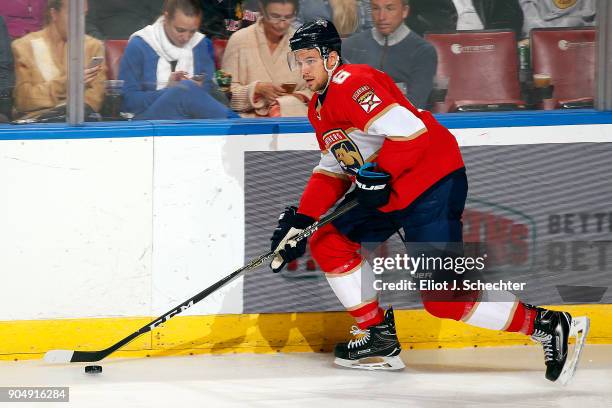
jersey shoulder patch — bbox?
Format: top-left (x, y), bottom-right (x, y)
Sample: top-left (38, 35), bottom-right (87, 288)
top-left (329, 67), bottom-right (383, 112)
top-left (351, 85), bottom-right (383, 114)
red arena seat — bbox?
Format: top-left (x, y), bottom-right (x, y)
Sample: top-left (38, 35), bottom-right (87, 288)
top-left (212, 38), bottom-right (228, 70)
top-left (104, 39), bottom-right (129, 80)
top-left (425, 30), bottom-right (526, 113)
top-left (105, 38), bottom-right (229, 79)
top-left (530, 27), bottom-right (596, 109)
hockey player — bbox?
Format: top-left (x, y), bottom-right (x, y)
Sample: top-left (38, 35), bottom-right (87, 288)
top-left (269, 19), bottom-right (589, 383)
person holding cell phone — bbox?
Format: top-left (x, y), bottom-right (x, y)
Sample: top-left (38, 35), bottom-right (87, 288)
top-left (221, 0), bottom-right (312, 117)
top-left (11, 0), bottom-right (107, 119)
top-left (119, 0), bottom-right (238, 120)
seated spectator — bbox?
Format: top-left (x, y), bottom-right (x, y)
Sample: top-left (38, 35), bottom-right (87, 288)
top-left (520, 0), bottom-right (596, 39)
top-left (199, 0), bottom-right (260, 39)
top-left (343, 0), bottom-right (437, 109)
top-left (294, 0), bottom-right (372, 36)
top-left (86, 0), bottom-right (164, 41)
top-left (0, 16), bottom-right (14, 122)
top-left (11, 0), bottom-right (106, 118)
top-left (406, 0), bottom-right (523, 39)
top-left (0, 0), bottom-right (47, 39)
top-left (199, 0), bottom-right (243, 39)
top-left (222, 0), bottom-right (311, 117)
top-left (243, 0), bottom-right (263, 27)
top-left (119, 0), bottom-right (238, 120)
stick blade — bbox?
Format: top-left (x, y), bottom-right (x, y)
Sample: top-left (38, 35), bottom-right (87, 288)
top-left (43, 350), bottom-right (75, 364)
top-left (70, 350), bottom-right (106, 363)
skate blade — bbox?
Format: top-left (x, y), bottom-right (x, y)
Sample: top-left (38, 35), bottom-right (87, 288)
top-left (559, 316), bottom-right (590, 386)
top-left (334, 355), bottom-right (405, 371)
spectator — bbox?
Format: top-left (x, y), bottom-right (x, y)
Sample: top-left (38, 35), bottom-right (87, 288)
top-left (0, 0), bottom-right (47, 39)
top-left (222, 0), bottom-right (312, 117)
top-left (119, 0), bottom-right (238, 120)
top-left (520, 0), bottom-right (596, 39)
top-left (406, 0), bottom-right (524, 39)
top-left (0, 16), bottom-right (14, 122)
top-left (86, 0), bottom-right (164, 41)
top-left (342, 0), bottom-right (437, 109)
top-left (199, 0), bottom-right (260, 39)
top-left (11, 0), bottom-right (106, 118)
top-left (199, 0), bottom-right (243, 39)
top-left (242, 0), bottom-right (263, 27)
top-left (294, 0), bottom-right (373, 36)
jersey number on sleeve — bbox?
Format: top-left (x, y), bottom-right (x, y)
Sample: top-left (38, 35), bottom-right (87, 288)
top-left (332, 70), bottom-right (351, 85)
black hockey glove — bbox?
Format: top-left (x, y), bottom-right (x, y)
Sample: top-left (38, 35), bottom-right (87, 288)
top-left (270, 206), bottom-right (315, 273)
top-left (355, 162), bottom-right (392, 208)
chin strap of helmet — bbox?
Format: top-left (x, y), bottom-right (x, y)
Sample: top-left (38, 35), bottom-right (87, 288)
top-left (317, 46), bottom-right (340, 94)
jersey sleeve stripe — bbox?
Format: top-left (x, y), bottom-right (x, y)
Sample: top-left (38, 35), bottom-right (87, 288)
top-left (363, 103), bottom-right (399, 133)
top-left (313, 168), bottom-right (351, 180)
top-left (365, 149), bottom-right (381, 163)
top-left (386, 127), bottom-right (428, 142)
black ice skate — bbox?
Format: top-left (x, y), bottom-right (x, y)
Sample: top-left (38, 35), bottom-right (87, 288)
top-left (334, 307), bottom-right (405, 371)
top-left (530, 307), bottom-right (590, 385)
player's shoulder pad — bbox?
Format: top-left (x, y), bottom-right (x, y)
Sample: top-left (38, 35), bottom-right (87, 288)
top-left (328, 64), bottom-right (382, 104)
top-left (328, 65), bottom-right (393, 115)
top-left (329, 64), bottom-right (377, 88)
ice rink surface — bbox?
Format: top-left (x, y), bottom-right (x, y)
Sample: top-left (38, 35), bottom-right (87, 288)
top-left (2, 345), bottom-right (611, 408)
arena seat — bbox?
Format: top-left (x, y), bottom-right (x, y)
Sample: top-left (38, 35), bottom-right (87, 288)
top-left (530, 27), bottom-right (596, 109)
top-left (104, 39), bottom-right (129, 81)
top-left (424, 30), bottom-right (526, 113)
top-left (212, 38), bottom-right (228, 70)
top-left (105, 38), bottom-right (228, 79)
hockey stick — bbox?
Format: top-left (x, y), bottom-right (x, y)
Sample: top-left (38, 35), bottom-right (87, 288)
top-left (44, 199), bottom-right (358, 364)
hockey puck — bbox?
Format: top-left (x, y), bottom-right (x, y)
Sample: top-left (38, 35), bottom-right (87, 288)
top-left (84, 365), bottom-right (102, 374)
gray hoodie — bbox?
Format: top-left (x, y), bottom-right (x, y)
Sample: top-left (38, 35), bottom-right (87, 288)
top-left (520, 0), bottom-right (596, 38)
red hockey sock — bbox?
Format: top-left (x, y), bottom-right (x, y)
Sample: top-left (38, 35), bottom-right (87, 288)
top-left (424, 291), bottom-right (537, 336)
top-left (505, 302), bottom-right (536, 335)
top-left (349, 301), bottom-right (384, 329)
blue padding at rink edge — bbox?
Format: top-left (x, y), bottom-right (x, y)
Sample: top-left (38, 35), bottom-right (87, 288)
top-left (1, 109), bottom-right (612, 140)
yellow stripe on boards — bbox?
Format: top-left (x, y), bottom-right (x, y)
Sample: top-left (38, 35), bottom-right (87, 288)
top-left (0, 317), bottom-right (153, 360)
top-left (1, 305), bottom-right (611, 361)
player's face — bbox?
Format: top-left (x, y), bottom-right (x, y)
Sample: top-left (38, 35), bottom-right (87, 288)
top-left (371, 0), bottom-right (409, 37)
top-left (295, 48), bottom-right (328, 92)
top-left (294, 49), bottom-right (340, 92)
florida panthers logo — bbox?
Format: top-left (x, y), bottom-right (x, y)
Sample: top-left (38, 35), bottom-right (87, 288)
top-left (322, 129), bottom-right (364, 175)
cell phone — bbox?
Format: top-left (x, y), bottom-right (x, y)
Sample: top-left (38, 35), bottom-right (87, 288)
top-left (191, 73), bottom-right (205, 82)
top-left (87, 56), bottom-right (104, 69)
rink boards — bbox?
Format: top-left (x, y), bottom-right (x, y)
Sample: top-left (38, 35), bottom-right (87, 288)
top-left (1, 111), bottom-right (611, 359)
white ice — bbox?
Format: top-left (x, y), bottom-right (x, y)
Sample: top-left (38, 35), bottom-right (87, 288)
top-left (2, 345), bottom-right (611, 408)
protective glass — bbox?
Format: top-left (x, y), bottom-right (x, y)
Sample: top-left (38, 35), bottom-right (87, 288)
top-left (287, 50), bottom-right (322, 72)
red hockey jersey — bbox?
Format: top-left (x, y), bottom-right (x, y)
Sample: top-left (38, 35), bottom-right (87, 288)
top-left (298, 64), bottom-right (464, 219)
